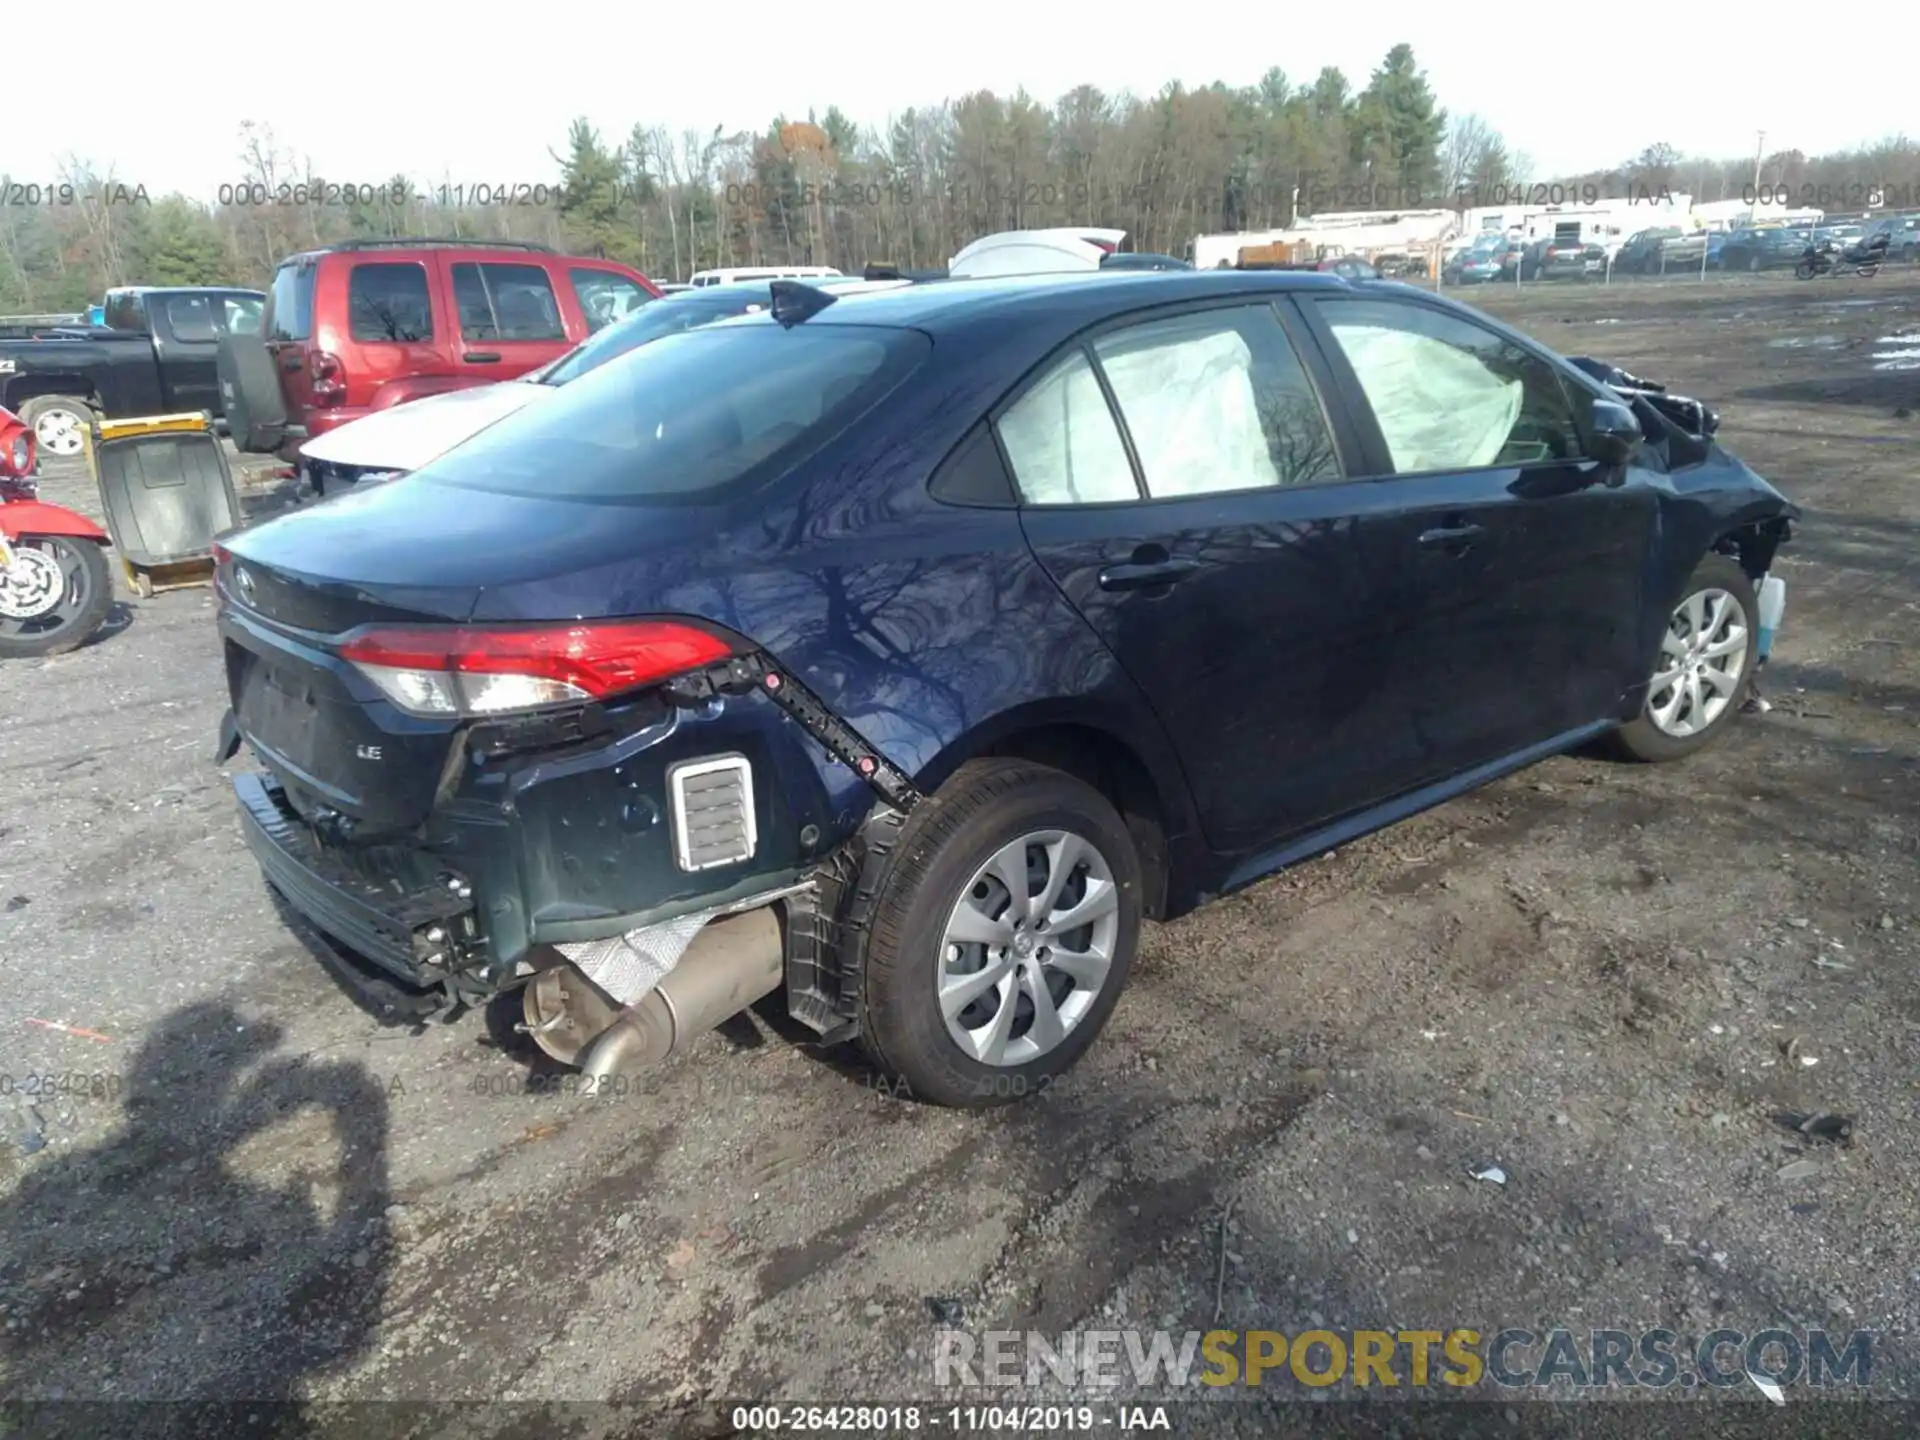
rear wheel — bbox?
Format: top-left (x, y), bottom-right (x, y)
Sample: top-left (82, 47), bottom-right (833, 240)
top-left (18, 396), bottom-right (95, 459)
top-left (1793, 259), bottom-right (1817, 280)
top-left (0, 535), bottom-right (113, 658)
top-left (1613, 554), bottom-right (1758, 762)
top-left (1858, 264), bottom-right (1880, 278)
top-left (855, 759), bottom-right (1143, 1108)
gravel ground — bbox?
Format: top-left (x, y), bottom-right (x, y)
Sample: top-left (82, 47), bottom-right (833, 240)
top-left (2, 273), bottom-right (1917, 1439)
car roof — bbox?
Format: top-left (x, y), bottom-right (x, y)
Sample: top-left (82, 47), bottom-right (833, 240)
top-left (725, 269), bottom-right (1358, 339)
top-left (108, 285), bottom-right (264, 296)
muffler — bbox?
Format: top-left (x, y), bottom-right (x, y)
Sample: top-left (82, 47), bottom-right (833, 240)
top-left (520, 907), bottom-right (784, 1078)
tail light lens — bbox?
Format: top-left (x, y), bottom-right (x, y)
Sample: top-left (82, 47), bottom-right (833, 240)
top-left (311, 351), bottom-right (347, 407)
top-left (339, 620), bottom-right (735, 718)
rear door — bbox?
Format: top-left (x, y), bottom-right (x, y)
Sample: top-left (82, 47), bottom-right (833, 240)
top-left (341, 257), bottom-right (446, 404)
top-left (1295, 292), bottom-right (1659, 773)
top-left (447, 259), bottom-right (574, 381)
top-left (1008, 297), bottom-right (1428, 854)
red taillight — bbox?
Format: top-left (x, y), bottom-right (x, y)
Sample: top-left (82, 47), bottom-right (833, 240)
top-left (310, 351), bottom-right (347, 407)
top-left (339, 620), bottom-right (736, 717)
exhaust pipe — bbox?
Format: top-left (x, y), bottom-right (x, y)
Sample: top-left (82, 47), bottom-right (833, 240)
top-left (522, 908), bottom-right (785, 1079)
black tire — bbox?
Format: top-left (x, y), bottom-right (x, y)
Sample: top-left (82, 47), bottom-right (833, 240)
top-left (1612, 553), bottom-right (1759, 763)
top-left (18, 395), bottom-right (96, 460)
top-left (1793, 259), bottom-right (1817, 280)
top-left (855, 759), bottom-right (1143, 1108)
top-left (1859, 264), bottom-right (1880, 279)
top-left (0, 535), bottom-right (113, 658)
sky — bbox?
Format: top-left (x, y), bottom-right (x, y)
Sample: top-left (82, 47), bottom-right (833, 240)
top-left (7, 3), bottom-right (1907, 203)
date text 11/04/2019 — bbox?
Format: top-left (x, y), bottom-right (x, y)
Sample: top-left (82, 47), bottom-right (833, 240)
top-left (730, 1405), bottom-right (1171, 1432)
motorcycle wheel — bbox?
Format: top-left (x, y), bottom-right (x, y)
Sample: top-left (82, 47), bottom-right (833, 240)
top-left (1859, 264), bottom-right (1880, 278)
top-left (0, 535), bottom-right (114, 659)
top-left (1793, 260), bottom-right (1817, 280)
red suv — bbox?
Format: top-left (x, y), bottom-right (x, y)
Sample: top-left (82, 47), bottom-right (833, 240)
top-left (261, 238), bottom-right (659, 453)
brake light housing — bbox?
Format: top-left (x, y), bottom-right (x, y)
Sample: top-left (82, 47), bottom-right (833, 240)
top-left (310, 351), bottom-right (347, 407)
top-left (339, 620), bottom-right (736, 718)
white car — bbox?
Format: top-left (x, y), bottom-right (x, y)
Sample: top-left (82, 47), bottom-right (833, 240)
top-left (947, 228), bottom-right (1129, 278)
top-left (298, 276), bottom-right (902, 495)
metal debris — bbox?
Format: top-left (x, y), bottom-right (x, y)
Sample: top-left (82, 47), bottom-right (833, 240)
top-left (1778, 1112), bottom-right (1855, 1146)
top-left (1470, 1165), bottom-right (1508, 1186)
top-left (1748, 1371), bottom-right (1787, 1406)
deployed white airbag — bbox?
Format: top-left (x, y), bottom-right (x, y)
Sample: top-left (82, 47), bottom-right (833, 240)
top-left (1098, 328), bottom-right (1277, 496)
top-left (1325, 322), bottom-right (1521, 472)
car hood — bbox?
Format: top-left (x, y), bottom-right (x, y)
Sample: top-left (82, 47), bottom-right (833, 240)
top-left (298, 382), bottom-right (553, 471)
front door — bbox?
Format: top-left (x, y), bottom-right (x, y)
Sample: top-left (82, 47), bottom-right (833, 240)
top-left (1294, 292), bottom-right (1660, 775)
top-left (1005, 298), bottom-right (1433, 854)
top-left (447, 260), bottom-right (576, 382)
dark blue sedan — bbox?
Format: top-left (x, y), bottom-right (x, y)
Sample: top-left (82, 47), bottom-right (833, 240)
top-left (214, 270), bottom-right (1798, 1107)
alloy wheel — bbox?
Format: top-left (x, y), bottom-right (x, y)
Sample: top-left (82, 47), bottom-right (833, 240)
top-left (937, 829), bottom-right (1121, 1067)
top-left (1647, 587), bottom-right (1750, 738)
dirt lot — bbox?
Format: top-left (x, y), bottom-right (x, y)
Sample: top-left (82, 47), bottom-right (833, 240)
top-left (2, 273), bottom-right (1918, 1438)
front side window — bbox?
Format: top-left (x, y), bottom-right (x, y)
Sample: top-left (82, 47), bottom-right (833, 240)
top-left (1312, 298), bottom-right (1584, 474)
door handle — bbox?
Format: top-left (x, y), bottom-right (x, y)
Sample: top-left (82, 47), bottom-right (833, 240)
top-left (1418, 523), bottom-right (1486, 551)
top-left (463, 352), bottom-right (503, 363)
top-left (1097, 557), bottom-right (1202, 592)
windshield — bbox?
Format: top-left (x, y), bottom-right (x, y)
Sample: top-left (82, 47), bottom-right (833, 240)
top-left (533, 287), bottom-right (778, 387)
top-left (422, 321), bottom-right (930, 502)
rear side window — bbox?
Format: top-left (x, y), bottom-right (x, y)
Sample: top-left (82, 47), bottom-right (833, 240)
top-left (1312, 298), bottom-right (1583, 474)
top-left (569, 268), bottom-right (651, 333)
top-left (452, 263), bottom-right (566, 342)
top-left (165, 295), bottom-right (218, 343)
top-left (349, 262), bottom-right (433, 342)
top-left (266, 263), bottom-right (313, 342)
top-left (104, 291), bottom-right (148, 332)
top-left (1090, 305), bottom-right (1339, 496)
top-left (996, 351), bottom-right (1137, 505)
top-left (420, 323), bottom-right (930, 501)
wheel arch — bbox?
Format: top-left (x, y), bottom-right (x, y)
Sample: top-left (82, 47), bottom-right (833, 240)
top-left (10, 378), bottom-right (101, 412)
top-left (1709, 507), bottom-right (1794, 583)
top-left (915, 703), bottom-right (1195, 921)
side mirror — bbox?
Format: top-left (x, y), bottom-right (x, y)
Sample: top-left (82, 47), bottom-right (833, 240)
top-left (1589, 397), bottom-right (1640, 466)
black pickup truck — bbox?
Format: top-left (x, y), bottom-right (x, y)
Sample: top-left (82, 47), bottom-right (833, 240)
top-left (0, 285), bottom-right (265, 457)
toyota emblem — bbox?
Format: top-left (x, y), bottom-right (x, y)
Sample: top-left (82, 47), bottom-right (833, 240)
top-left (235, 566), bottom-right (256, 605)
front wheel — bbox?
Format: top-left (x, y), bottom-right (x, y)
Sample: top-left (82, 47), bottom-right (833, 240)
top-left (0, 535), bottom-right (113, 658)
top-left (855, 759), bottom-right (1143, 1108)
top-left (1612, 553), bottom-right (1758, 763)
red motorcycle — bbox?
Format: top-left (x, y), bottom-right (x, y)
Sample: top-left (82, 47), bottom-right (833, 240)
top-left (0, 405), bottom-right (115, 658)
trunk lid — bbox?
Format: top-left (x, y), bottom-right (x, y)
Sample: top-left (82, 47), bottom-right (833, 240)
top-left (216, 473), bottom-right (714, 835)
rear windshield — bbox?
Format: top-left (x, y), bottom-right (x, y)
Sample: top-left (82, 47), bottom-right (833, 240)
top-left (419, 321), bottom-right (930, 502)
top-left (536, 288), bottom-right (772, 386)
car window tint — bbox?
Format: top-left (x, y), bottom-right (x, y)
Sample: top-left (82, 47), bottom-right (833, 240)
top-left (1092, 305), bottom-right (1340, 496)
top-left (420, 324), bottom-right (928, 501)
top-left (1313, 299), bottom-right (1583, 473)
top-left (165, 295), bottom-right (218, 343)
top-left (569, 268), bottom-right (651, 333)
top-left (348, 262), bottom-right (433, 343)
top-left (224, 295), bottom-right (264, 335)
top-left (996, 350), bottom-right (1138, 505)
top-left (451, 263), bottom-right (567, 342)
top-left (266, 263), bottom-right (313, 342)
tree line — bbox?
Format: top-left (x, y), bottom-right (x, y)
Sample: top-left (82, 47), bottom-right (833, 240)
top-left (2, 47), bottom-right (1914, 309)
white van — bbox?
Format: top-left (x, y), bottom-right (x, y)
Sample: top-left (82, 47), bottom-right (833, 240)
top-left (687, 265), bottom-right (843, 287)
